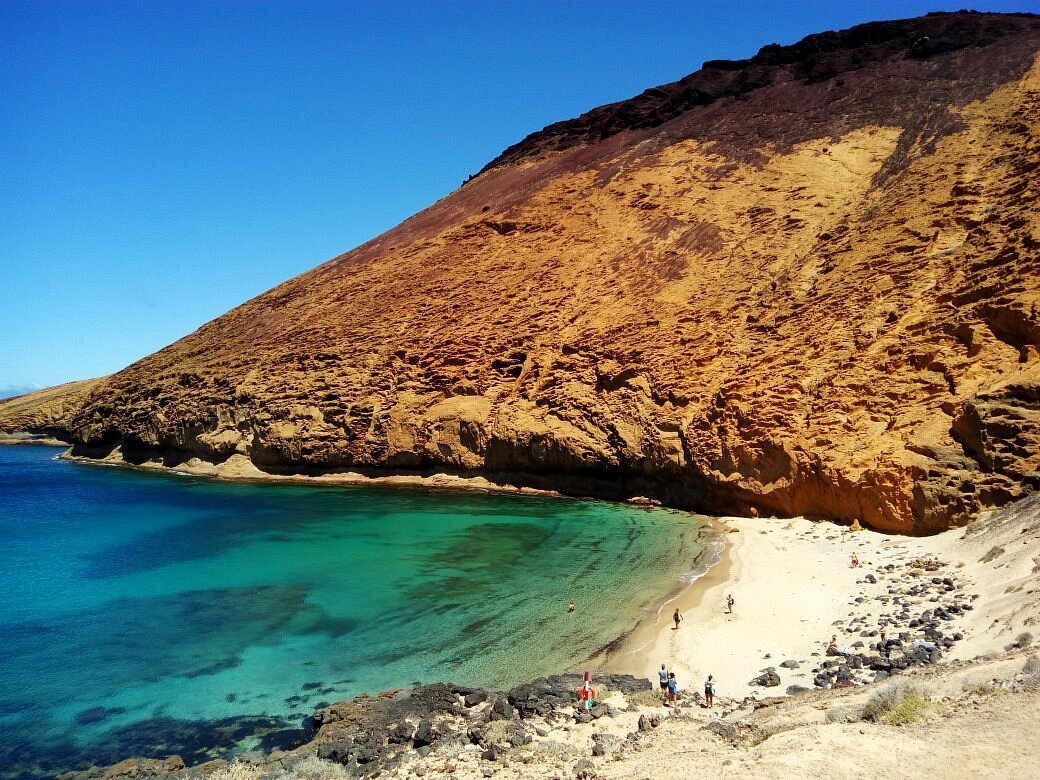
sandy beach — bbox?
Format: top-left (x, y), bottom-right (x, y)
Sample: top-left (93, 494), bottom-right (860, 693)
top-left (624, 507), bottom-right (1036, 703)
top-left (624, 516), bottom-right (895, 700)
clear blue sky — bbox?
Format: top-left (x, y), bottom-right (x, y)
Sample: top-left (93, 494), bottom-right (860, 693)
top-left (1, 1), bottom-right (1036, 395)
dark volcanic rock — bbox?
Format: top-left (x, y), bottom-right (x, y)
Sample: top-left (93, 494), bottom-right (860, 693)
top-left (317, 736), bottom-right (355, 764)
top-left (508, 674), bottom-right (649, 719)
top-left (412, 718), bottom-right (436, 748)
top-left (749, 669), bottom-right (781, 687)
top-left (489, 695), bottom-right (516, 721)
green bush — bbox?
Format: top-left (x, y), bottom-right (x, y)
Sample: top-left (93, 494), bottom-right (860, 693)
top-left (862, 683), bottom-right (933, 725)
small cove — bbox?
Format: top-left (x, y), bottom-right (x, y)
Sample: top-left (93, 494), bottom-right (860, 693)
top-left (0, 445), bottom-right (715, 778)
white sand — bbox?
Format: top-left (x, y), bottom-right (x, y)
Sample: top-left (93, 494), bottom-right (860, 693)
top-left (624, 509), bottom-right (1029, 702)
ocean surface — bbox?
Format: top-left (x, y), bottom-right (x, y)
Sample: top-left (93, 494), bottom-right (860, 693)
top-left (0, 445), bottom-right (716, 778)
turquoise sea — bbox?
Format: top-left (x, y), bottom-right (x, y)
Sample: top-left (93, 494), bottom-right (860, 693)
top-left (0, 445), bottom-right (715, 778)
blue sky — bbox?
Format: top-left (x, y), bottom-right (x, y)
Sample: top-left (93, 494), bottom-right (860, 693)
top-left (1, 0), bottom-right (1036, 395)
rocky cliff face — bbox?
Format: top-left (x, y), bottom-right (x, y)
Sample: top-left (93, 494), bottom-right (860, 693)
top-left (5, 12), bottom-right (1040, 533)
top-left (0, 378), bottom-right (103, 443)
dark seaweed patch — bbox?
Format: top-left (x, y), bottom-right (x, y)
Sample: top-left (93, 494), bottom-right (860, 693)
top-left (0, 585), bottom-right (317, 708)
top-left (0, 712), bottom-right (305, 780)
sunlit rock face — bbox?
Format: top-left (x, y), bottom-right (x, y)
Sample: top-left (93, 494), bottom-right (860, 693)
top-left (8, 12), bottom-right (1040, 533)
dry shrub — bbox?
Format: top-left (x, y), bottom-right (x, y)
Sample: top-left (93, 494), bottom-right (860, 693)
top-left (206, 762), bottom-right (264, 780)
top-left (280, 755), bottom-right (351, 780)
top-left (980, 546), bottom-right (1005, 563)
top-left (862, 683), bottom-right (934, 725)
top-left (963, 681), bottom-right (1007, 697)
top-left (626, 689), bottom-right (667, 707)
top-left (482, 719), bottom-right (515, 744)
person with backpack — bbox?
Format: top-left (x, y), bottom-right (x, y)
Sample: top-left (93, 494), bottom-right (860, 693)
top-left (658, 663), bottom-right (670, 702)
top-left (667, 672), bottom-right (678, 705)
top-left (704, 674), bottom-right (716, 707)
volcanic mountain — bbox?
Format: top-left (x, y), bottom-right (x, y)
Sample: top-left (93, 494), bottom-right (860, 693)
top-left (5, 11), bottom-right (1040, 533)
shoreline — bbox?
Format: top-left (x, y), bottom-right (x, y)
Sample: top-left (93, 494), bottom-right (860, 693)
top-left (61, 443), bottom-right (738, 692)
top-left (60, 443), bottom-right (738, 689)
top-left (54, 444), bottom-right (956, 699)
top-left (59, 448), bottom-right (583, 499)
top-left (601, 519), bottom-right (732, 670)
top-left (34, 443), bottom-right (1000, 696)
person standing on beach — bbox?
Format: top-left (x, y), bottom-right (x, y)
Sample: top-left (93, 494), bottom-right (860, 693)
top-left (658, 664), bottom-right (669, 702)
top-left (704, 675), bottom-right (716, 707)
top-left (725, 594), bottom-right (734, 614)
top-left (672, 608), bottom-right (683, 629)
top-left (667, 672), bottom-right (678, 705)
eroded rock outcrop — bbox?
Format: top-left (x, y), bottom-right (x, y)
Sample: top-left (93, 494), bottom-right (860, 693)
top-left (0, 378), bottom-right (103, 444)
top-left (4, 12), bottom-right (1040, 532)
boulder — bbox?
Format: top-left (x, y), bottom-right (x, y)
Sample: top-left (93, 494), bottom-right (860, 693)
top-left (749, 669), bottom-right (781, 687)
top-left (706, 720), bottom-right (737, 740)
top-left (316, 735), bottom-right (354, 764)
top-left (387, 720), bottom-right (415, 744)
top-left (508, 674), bottom-right (648, 719)
top-left (573, 758), bottom-right (597, 779)
top-left (489, 696), bottom-right (515, 721)
top-left (413, 718), bottom-right (436, 748)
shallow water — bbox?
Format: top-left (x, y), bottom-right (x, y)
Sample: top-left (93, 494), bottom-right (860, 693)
top-left (0, 446), bottom-right (712, 778)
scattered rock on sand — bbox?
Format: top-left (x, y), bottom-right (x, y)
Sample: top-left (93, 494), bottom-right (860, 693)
top-left (749, 669), bottom-right (781, 687)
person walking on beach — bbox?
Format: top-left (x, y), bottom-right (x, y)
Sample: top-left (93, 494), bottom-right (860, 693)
top-left (658, 664), bottom-right (670, 702)
top-left (725, 594), bottom-right (734, 614)
top-left (704, 674), bottom-right (716, 707)
top-left (672, 608), bottom-right (683, 629)
top-left (667, 672), bottom-right (678, 705)
top-left (850, 552), bottom-right (860, 568)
